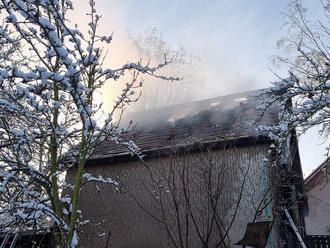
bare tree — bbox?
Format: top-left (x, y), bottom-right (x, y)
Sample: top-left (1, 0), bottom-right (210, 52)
top-left (128, 27), bottom-right (203, 111)
top-left (130, 146), bottom-right (272, 248)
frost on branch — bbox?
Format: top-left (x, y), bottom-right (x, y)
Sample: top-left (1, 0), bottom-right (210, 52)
top-left (0, 0), bottom-right (176, 246)
top-left (257, 0), bottom-right (330, 159)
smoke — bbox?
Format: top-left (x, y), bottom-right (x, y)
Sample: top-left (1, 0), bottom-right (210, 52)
top-left (72, 1), bottom-right (274, 108)
top-left (71, 0), bottom-right (207, 114)
top-left (70, 0), bottom-right (287, 112)
top-left (89, 0), bottom-right (289, 108)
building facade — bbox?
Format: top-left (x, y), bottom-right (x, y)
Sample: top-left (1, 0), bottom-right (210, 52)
top-left (304, 159), bottom-right (330, 236)
top-left (65, 91), bottom-right (307, 247)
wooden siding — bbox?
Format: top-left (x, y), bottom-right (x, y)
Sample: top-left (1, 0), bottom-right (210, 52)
top-left (65, 144), bottom-right (275, 248)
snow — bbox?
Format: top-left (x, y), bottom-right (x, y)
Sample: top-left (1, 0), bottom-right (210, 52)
top-left (83, 173), bottom-right (119, 187)
top-left (38, 17), bottom-right (56, 31)
top-left (98, 232), bottom-right (106, 237)
top-left (71, 231), bottom-right (78, 247)
top-left (326, 81), bottom-right (330, 88)
top-left (48, 31), bottom-right (62, 47)
top-left (56, 47), bottom-right (68, 58)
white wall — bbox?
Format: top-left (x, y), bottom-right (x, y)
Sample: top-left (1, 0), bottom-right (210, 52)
top-left (305, 176), bottom-right (330, 235)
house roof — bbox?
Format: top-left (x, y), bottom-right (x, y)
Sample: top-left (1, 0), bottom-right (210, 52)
top-left (304, 158), bottom-right (329, 192)
top-left (89, 90), bottom-right (279, 162)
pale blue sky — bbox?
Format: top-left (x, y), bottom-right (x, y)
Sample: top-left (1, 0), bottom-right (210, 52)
top-left (95, 0), bottom-right (326, 176)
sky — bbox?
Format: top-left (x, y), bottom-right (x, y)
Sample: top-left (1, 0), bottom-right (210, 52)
top-left (74, 0), bottom-right (328, 177)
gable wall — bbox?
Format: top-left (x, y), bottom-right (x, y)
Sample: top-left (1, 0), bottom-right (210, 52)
top-left (305, 165), bottom-right (330, 235)
top-left (65, 144), bottom-right (278, 248)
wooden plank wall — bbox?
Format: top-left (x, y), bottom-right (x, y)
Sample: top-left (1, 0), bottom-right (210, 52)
top-left (65, 144), bottom-right (274, 248)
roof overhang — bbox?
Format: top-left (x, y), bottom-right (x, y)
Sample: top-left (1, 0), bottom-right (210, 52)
top-left (85, 135), bottom-right (271, 167)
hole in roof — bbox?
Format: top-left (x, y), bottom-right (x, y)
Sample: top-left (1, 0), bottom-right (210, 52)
top-left (210, 101), bottom-right (221, 107)
top-left (234, 97), bottom-right (248, 103)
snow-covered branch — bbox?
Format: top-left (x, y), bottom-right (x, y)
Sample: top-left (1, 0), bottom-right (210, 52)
top-left (0, 0), bottom-right (176, 246)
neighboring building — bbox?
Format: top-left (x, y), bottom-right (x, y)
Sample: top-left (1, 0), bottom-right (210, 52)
top-left (0, 231), bottom-right (52, 248)
top-left (304, 159), bottom-right (330, 235)
top-left (0, 212), bottom-right (53, 247)
top-left (65, 90), bottom-right (307, 248)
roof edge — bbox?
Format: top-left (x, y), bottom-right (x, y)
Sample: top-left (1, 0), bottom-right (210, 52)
top-left (85, 135), bottom-right (272, 167)
top-left (304, 157), bottom-right (329, 187)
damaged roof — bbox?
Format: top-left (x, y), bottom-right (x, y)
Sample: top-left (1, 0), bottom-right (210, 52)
top-left (89, 90), bottom-right (279, 162)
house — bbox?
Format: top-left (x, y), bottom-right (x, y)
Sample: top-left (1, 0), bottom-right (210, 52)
top-left (65, 90), bottom-right (307, 248)
top-left (304, 159), bottom-right (330, 235)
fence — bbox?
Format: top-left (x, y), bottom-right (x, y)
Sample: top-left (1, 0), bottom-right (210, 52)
top-left (305, 235), bottom-right (330, 248)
